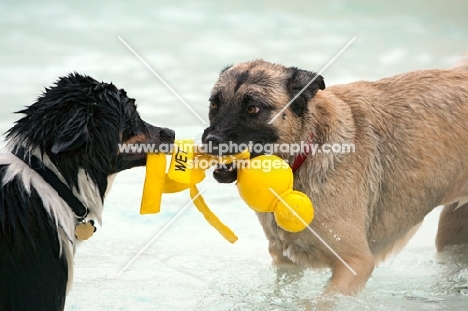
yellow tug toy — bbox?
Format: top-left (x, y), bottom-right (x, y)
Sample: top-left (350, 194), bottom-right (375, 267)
top-left (140, 139), bottom-right (314, 243)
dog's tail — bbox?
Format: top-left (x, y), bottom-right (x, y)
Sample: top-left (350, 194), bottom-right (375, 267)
top-left (454, 52), bottom-right (468, 70)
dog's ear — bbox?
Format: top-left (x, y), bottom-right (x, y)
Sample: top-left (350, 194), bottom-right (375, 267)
top-left (220, 64), bottom-right (233, 75)
top-left (51, 111), bottom-right (90, 154)
top-left (286, 67), bottom-right (325, 117)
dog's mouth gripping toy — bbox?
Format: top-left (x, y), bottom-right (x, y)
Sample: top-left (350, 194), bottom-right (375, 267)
top-left (140, 139), bottom-right (315, 243)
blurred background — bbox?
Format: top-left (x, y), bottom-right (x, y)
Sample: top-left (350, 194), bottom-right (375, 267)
top-left (1, 0), bottom-right (468, 310)
top-left (1, 0), bottom-right (468, 132)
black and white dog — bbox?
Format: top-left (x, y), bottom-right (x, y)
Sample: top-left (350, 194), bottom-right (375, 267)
top-left (0, 73), bottom-right (175, 310)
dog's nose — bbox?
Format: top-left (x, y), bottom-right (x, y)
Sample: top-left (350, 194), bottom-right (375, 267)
top-left (160, 128), bottom-right (175, 142)
top-left (204, 133), bottom-right (224, 144)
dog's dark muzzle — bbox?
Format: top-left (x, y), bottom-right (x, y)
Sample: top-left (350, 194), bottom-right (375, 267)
top-left (202, 127), bottom-right (239, 156)
top-left (202, 128), bottom-right (240, 183)
top-left (112, 122), bottom-right (175, 173)
top-left (144, 121), bottom-right (175, 149)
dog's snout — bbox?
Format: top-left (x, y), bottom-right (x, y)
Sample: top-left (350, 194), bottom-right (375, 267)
top-left (204, 133), bottom-right (224, 144)
top-left (160, 127), bottom-right (175, 142)
top-left (142, 121), bottom-right (175, 143)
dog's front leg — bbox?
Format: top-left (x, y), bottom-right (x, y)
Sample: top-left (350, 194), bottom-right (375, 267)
top-left (436, 202), bottom-right (468, 251)
top-left (269, 242), bottom-right (298, 267)
top-left (314, 254), bottom-right (374, 311)
top-left (257, 212), bottom-right (300, 267)
top-left (323, 252), bottom-right (375, 296)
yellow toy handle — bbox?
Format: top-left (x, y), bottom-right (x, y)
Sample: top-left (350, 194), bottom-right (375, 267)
top-left (189, 185), bottom-right (237, 243)
top-left (140, 139), bottom-right (238, 243)
top-left (140, 152), bottom-right (166, 214)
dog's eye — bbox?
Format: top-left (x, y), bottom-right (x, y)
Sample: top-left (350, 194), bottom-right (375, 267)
top-left (246, 105), bottom-right (260, 114)
top-left (210, 102), bottom-right (218, 110)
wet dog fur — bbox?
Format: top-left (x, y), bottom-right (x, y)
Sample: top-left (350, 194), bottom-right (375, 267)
top-left (0, 73), bottom-right (174, 310)
top-left (202, 57), bottom-right (468, 295)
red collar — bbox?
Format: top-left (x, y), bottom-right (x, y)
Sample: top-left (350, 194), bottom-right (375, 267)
top-left (290, 133), bottom-right (313, 173)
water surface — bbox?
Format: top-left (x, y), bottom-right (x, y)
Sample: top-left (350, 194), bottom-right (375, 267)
top-left (1, 0), bottom-right (468, 309)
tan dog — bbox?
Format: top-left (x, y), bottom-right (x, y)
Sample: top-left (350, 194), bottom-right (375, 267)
top-left (202, 57), bottom-right (468, 295)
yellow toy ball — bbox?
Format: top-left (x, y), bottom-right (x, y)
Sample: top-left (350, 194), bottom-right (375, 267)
top-left (236, 155), bottom-right (292, 212)
top-left (236, 155), bottom-right (314, 232)
top-left (274, 191), bottom-right (314, 232)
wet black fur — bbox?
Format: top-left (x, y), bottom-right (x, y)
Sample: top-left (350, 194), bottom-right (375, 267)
top-left (6, 73), bottom-right (174, 197)
top-left (0, 73), bottom-right (174, 310)
top-left (0, 166), bottom-right (68, 310)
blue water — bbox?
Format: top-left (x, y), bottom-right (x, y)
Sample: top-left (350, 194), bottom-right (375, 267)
top-left (2, 0), bottom-right (468, 309)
